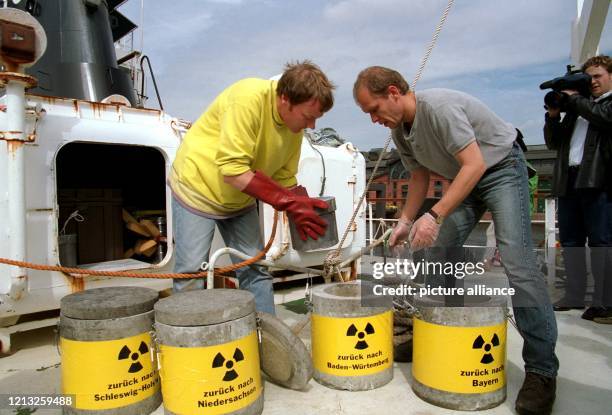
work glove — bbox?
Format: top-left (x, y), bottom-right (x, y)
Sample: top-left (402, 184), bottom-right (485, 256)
top-left (289, 185), bottom-right (309, 197)
top-left (389, 219), bottom-right (413, 248)
top-left (243, 171), bottom-right (328, 241)
top-left (408, 212), bottom-right (440, 251)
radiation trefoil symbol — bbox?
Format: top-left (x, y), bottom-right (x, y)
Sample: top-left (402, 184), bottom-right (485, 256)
top-left (212, 348), bottom-right (245, 381)
top-left (472, 334), bottom-right (500, 364)
top-left (347, 322), bottom-right (375, 350)
top-left (118, 341), bottom-right (149, 373)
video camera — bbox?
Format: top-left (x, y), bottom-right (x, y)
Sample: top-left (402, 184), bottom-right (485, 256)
top-left (539, 65), bottom-right (592, 111)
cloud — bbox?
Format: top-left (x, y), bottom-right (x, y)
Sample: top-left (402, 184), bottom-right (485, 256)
top-left (206, 0), bottom-right (244, 4)
top-left (118, 0), bottom-right (611, 149)
top-left (323, 0), bottom-right (439, 22)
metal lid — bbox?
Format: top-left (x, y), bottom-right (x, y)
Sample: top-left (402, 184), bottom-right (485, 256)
top-left (257, 311), bottom-right (312, 390)
top-left (60, 286), bottom-right (159, 320)
top-left (154, 289), bottom-right (255, 326)
top-left (289, 195), bottom-right (339, 251)
top-left (315, 196), bottom-right (336, 213)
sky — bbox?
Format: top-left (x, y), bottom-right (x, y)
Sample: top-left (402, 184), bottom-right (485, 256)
top-left (118, 0), bottom-right (612, 150)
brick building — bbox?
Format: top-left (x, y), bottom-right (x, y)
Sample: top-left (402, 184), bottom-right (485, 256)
top-left (363, 144), bottom-right (556, 219)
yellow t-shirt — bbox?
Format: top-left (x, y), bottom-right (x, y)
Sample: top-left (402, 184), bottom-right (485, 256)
top-left (170, 78), bottom-right (302, 216)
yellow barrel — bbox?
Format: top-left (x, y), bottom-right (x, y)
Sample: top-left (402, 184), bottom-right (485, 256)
top-left (60, 287), bottom-right (161, 414)
top-left (154, 289), bottom-right (263, 415)
top-left (311, 281), bottom-right (394, 390)
top-left (412, 295), bottom-right (507, 410)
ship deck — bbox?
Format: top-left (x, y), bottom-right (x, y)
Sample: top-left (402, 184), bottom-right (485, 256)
top-left (0, 267), bottom-right (611, 415)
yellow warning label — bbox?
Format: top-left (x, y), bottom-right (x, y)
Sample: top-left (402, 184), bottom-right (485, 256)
top-left (413, 318), bottom-right (507, 394)
top-left (159, 331), bottom-right (262, 415)
top-left (61, 333), bottom-right (160, 410)
top-left (312, 311), bottom-right (393, 377)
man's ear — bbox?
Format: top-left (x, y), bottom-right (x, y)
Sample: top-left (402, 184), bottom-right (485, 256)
top-left (387, 85), bottom-right (401, 98)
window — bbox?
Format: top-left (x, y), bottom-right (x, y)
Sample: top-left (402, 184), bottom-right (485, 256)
top-left (433, 180), bottom-right (443, 198)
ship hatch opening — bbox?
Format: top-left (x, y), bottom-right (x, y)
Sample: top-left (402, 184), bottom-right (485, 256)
top-left (55, 142), bottom-right (167, 270)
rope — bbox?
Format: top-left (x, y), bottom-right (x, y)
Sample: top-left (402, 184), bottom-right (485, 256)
top-left (59, 210), bottom-right (84, 235)
top-left (0, 211), bottom-right (279, 280)
top-left (411, 0), bottom-right (455, 90)
top-left (324, 0), bottom-right (455, 279)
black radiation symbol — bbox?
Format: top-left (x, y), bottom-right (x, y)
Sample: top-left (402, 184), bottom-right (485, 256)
top-left (212, 348), bottom-right (245, 381)
top-left (118, 341), bottom-right (149, 373)
top-left (472, 334), bottom-right (500, 364)
top-left (347, 322), bottom-right (375, 350)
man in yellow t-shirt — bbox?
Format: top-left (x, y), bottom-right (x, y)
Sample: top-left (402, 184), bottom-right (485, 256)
top-left (170, 61), bottom-right (335, 314)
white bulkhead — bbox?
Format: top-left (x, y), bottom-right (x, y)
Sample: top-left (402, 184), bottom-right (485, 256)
top-left (0, 93), bottom-right (365, 322)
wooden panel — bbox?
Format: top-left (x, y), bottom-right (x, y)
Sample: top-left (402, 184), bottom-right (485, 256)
top-left (59, 188), bottom-right (124, 265)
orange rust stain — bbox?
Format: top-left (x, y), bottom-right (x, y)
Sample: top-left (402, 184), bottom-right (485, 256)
top-left (42, 96), bottom-right (57, 105)
top-left (1, 131), bottom-right (24, 143)
top-left (29, 93), bottom-right (163, 117)
top-left (7, 140), bottom-right (23, 153)
top-left (91, 102), bottom-right (104, 117)
top-left (70, 276), bottom-right (85, 293)
top-left (350, 261), bottom-right (358, 280)
top-left (0, 72), bottom-right (37, 88)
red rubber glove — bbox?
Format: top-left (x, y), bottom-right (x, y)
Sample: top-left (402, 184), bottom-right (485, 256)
top-left (243, 171), bottom-right (328, 241)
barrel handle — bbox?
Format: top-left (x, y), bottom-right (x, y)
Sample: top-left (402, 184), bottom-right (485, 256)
top-left (149, 326), bottom-right (162, 372)
top-left (54, 321), bottom-right (61, 357)
top-left (255, 316), bottom-right (262, 345)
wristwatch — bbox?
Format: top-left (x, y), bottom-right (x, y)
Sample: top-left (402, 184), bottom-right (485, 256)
top-left (427, 209), bottom-right (444, 225)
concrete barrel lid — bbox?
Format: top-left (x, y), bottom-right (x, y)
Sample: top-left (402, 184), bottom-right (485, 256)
top-left (414, 294), bottom-right (507, 327)
top-left (154, 289), bottom-right (255, 326)
top-left (60, 286), bottom-right (159, 320)
top-left (312, 280), bottom-right (392, 317)
top-left (257, 311), bottom-right (313, 390)
top-left (413, 293), bottom-right (508, 308)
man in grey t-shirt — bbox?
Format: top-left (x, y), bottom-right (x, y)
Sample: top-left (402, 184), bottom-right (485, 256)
top-left (353, 66), bottom-right (558, 415)
top-left (391, 88), bottom-right (516, 180)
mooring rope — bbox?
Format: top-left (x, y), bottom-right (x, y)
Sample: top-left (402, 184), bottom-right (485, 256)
top-left (323, 0), bottom-right (455, 279)
top-left (0, 212), bottom-right (279, 279)
top-left (0, 0), bottom-right (455, 285)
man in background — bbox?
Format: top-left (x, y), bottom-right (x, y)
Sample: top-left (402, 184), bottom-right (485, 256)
top-left (544, 55), bottom-right (612, 324)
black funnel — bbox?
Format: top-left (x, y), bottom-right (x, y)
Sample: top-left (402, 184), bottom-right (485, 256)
top-left (10, 0), bottom-right (138, 105)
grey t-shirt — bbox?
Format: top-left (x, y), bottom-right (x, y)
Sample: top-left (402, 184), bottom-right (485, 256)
top-left (392, 88), bottom-right (516, 179)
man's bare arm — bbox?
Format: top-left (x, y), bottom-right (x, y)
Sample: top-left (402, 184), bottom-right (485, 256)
top-left (398, 167), bottom-right (430, 223)
top-left (431, 141), bottom-right (487, 217)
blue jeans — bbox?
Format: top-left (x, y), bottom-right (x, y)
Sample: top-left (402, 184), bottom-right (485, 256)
top-left (431, 144), bottom-right (559, 378)
top-left (558, 168), bottom-right (612, 308)
top-left (172, 197), bottom-right (276, 314)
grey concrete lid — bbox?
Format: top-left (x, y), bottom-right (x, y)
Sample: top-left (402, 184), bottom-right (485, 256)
top-left (312, 280), bottom-right (392, 316)
top-left (413, 294), bottom-right (508, 308)
top-left (60, 286), bottom-right (159, 319)
top-left (154, 289), bottom-right (255, 326)
top-left (257, 311), bottom-right (312, 390)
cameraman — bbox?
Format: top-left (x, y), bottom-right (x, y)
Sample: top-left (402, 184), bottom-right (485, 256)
top-left (543, 55), bottom-right (612, 324)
